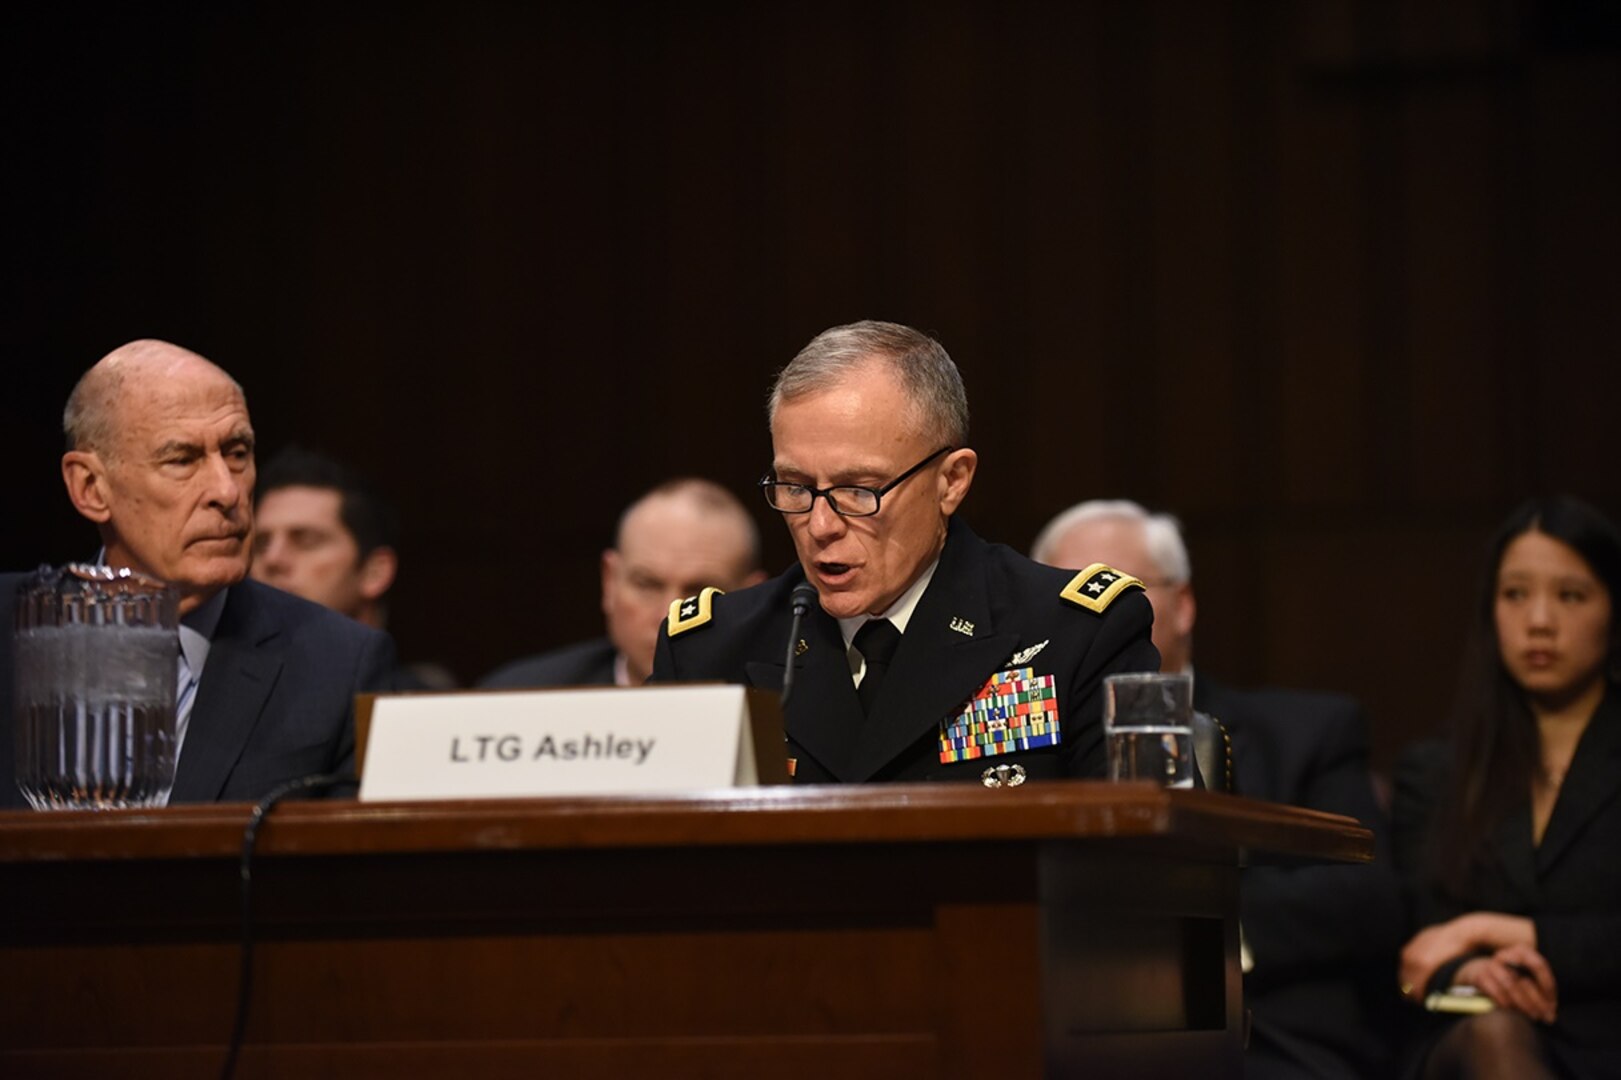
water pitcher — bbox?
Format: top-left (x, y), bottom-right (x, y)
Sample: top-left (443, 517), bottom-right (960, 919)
top-left (13, 565), bottom-right (180, 809)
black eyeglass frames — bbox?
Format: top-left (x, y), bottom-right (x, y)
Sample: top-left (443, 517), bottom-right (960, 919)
top-left (759, 446), bottom-right (954, 517)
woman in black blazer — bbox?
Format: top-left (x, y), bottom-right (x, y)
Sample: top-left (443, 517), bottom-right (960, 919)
top-left (1393, 496), bottom-right (1621, 1079)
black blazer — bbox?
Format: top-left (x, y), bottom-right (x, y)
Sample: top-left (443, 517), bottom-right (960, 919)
top-left (478, 637), bottom-right (619, 689)
top-left (1, 573), bottom-right (396, 807)
top-left (652, 518), bottom-right (1158, 783)
top-left (1197, 676), bottom-right (1403, 1079)
top-left (1393, 687), bottom-right (1621, 1078)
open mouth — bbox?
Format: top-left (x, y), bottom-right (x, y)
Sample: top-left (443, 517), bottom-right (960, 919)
top-left (816, 561), bottom-right (856, 584)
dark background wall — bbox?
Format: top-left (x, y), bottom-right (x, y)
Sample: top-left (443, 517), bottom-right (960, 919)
top-left (3, 1), bottom-right (1617, 770)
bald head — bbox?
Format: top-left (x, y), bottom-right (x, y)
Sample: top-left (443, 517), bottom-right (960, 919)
top-left (65, 340), bottom-right (244, 459)
top-left (60, 340), bottom-right (256, 613)
top-left (603, 478), bottom-right (766, 684)
top-left (614, 479), bottom-right (762, 571)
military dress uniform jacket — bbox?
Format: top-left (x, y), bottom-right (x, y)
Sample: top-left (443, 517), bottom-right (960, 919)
top-left (650, 519), bottom-right (1159, 783)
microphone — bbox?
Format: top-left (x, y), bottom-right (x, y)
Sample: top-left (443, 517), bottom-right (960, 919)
top-left (781, 582), bottom-right (818, 708)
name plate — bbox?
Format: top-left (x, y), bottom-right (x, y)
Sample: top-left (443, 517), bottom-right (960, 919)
top-left (357, 684), bottom-right (788, 801)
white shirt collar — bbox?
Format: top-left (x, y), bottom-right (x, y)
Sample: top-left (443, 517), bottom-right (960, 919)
top-left (836, 556), bottom-right (941, 650)
top-left (179, 586), bottom-right (228, 680)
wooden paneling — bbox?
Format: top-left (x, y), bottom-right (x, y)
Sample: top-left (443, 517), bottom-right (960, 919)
top-left (0, 786), bottom-right (1370, 1078)
top-left (2, 2), bottom-right (1617, 767)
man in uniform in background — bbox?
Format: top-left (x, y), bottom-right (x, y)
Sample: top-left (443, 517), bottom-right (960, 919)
top-left (652, 320), bottom-right (1158, 784)
top-left (1032, 499), bottom-right (1402, 1079)
top-left (481, 478), bottom-right (765, 689)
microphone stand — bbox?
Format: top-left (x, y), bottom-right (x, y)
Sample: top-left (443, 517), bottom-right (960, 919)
top-left (781, 582), bottom-right (817, 708)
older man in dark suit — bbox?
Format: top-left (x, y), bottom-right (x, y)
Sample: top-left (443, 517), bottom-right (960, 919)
top-left (0, 339), bottom-right (393, 808)
top-left (1033, 500), bottom-right (1404, 1080)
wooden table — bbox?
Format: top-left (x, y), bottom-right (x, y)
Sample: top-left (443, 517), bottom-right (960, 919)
top-left (0, 782), bottom-right (1371, 1079)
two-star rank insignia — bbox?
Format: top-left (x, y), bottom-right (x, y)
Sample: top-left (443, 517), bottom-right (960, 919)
top-left (1058, 563), bottom-right (1144, 614)
top-left (667, 586), bottom-right (725, 637)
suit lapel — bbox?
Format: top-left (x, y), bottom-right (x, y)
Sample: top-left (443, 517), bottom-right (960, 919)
top-left (847, 529), bottom-right (1018, 781)
top-left (1536, 690), bottom-right (1621, 874)
top-left (1493, 806), bottom-right (1541, 904)
top-left (1192, 676), bottom-right (1265, 798)
top-left (169, 585), bottom-right (284, 802)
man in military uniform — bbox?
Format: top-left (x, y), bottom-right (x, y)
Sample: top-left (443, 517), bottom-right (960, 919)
top-left (651, 320), bottom-right (1159, 784)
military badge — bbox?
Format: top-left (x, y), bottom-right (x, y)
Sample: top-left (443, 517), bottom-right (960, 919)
top-left (938, 666), bottom-right (1060, 764)
top-left (1007, 639), bottom-right (1049, 666)
top-left (1059, 563), bottom-right (1144, 614)
top-left (981, 763), bottom-right (1027, 788)
top-left (667, 587), bottom-right (724, 637)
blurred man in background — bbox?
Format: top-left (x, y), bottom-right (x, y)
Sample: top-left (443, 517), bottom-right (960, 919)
top-left (481, 478), bottom-right (765, 688)
top-left (1033, 499), bottom-right (1402, 1079)
top-left (252, 445), bottom-right (452, 689)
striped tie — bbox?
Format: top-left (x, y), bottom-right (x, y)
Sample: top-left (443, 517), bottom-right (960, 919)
top-left (175, 647), bottom-right (200, 752)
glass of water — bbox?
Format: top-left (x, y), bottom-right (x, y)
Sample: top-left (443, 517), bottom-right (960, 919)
top-left (1103, 672), bottom-right (1194, 788)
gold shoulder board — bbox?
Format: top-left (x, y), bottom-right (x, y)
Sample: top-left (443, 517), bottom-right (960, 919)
top-left (1059, 563), bottom-right (1144, 614)
top-left (667, 586), bottom-right (725, 637)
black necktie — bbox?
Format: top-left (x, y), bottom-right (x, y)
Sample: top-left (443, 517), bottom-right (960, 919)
top-left (853, 618), bottom-right (902, 716)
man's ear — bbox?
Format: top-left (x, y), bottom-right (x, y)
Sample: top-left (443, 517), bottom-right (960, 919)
top-left (62, 450), bottom-right (113, 524)
top-left (357, 546), bottom-right (399, 602)
top-left (600, 549), bottom-right (620, 616)
top-left (938, 447), bottom-right (978, 515)
top-left (1172, 582), bottom-right (1197, 638)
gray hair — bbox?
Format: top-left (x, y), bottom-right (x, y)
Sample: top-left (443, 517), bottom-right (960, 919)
top-left (767, 320), bottom-right (970, 447)
top-left (1030, 499), bottom-right (1192, 585)
top-left (64, 339), bottom-right (241, 457)
top-left (63, 365), bottom-right (125, 454)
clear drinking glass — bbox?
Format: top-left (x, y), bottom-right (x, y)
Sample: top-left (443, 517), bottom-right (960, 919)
top-left (1103, 672), bottom-right (1194, 788)
top-left (13, 565), bottom-right (180, 810)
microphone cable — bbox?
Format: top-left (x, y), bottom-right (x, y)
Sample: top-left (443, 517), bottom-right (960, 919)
top-left (220, 772), bottom-right (355, 1080)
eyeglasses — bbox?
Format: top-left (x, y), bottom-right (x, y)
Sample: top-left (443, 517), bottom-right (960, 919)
top-left (760, 446), bottom-right (953, 517)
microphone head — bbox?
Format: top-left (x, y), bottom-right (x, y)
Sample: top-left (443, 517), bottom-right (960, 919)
top-left (790, 581), bottom-right (819, 615)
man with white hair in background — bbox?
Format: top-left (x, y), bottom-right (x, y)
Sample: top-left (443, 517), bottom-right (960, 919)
top-left (1033, 500), bottom-right (1403, 1080)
